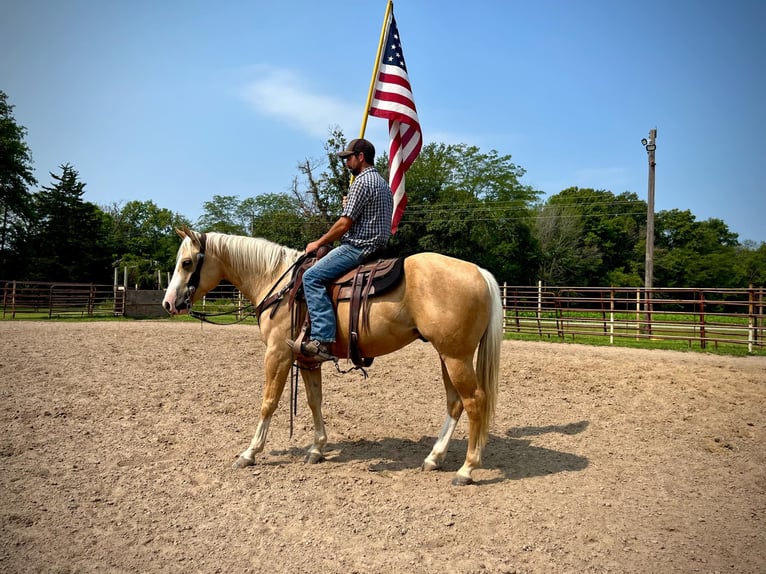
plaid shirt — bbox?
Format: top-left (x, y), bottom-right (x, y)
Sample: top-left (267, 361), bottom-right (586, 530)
top-left (341, 167), bottom-right (393, 257)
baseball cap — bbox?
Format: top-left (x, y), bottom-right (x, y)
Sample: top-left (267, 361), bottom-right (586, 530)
top-left (337, 138), bottom-right (375, 159)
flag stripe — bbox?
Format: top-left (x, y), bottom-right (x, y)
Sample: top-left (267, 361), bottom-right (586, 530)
top-left (368, 10), bottom-right (421, 234)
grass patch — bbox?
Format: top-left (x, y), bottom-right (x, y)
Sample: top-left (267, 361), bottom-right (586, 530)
top-left (504, 331), bottom-right (766, 357)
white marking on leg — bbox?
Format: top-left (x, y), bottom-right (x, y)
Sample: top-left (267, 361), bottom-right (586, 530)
top-left (423, 413), bottom-right (459, 469)
top-left (240, 417), bottom-right (271, 461)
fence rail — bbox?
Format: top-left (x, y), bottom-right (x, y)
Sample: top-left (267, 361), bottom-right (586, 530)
top-left (3, 279), bottom-right (765, 352)
top-left (502, 284), bottom-right (765, 352)
top-left (1, 280), bottom-right (124, 318)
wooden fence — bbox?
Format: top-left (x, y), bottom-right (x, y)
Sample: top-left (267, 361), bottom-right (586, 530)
top-left (3, 279), bottom-right (764, 352)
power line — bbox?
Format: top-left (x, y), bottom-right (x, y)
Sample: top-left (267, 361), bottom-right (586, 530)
top-left (404, 198), bottom-right (645, 214)
top-left (400, 211), bottom-right (648, 225)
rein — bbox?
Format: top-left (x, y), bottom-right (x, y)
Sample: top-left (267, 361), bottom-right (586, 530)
top-left (188, 304), bottom-right (258, 325)
top-left (187, 251), bottom-right (309, 326)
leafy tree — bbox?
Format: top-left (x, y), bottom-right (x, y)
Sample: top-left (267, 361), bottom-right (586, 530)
top-left (535, 203), bottom-right (601, 285)
top-left (196, 127), bottom-right (349, 250)
top-left (197, 194), bottom-right (249, 235)
top-left (734, 241), bottom-right (766, 286)
top-left (288, 126), bottom-right (348, 244)
top-left (247, 193), bottom-right (306, 248)
top-left (543, 187), bottom-right (646, 286)
top-left (29, 164), bottom-right (113, 282)
top-left (105, 200), bottom-right (190, 288)
top-left (390, 143), bottom-right (540, 282)
top-left (0, 90), bottom-right (37, 279)
top-left (653, 209), bottom-right (741, 287)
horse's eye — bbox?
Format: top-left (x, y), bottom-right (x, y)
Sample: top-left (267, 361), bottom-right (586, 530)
top-left (182, 258), bottom-right (193, 270)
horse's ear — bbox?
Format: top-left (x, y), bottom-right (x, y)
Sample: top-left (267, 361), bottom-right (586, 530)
top-left (180, 225), bottom-right (202, 249)
top-left (177, 225), bottom-right (200, 248)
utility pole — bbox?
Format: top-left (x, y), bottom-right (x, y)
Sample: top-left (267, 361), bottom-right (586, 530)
top-left (641, 128), bottom-right (657, 333)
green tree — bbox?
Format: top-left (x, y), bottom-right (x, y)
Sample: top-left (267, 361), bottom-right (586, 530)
top-left (535, 203), bottom-right (601, 285)
top-left (197, 194), bottom-right (249, 235)
top-left (288, 126), bottom-right (348, 244)
top-left (543, 188), bottom-right (646, 286)
top-left (246, 193), bottom-right (306, 248)
top-left (196, 127), bottom-right (349, 250)
top-left (0, 90), bottom-right (37, 279)
top-left (734, 241), bottom-right (766, 286)
top-left (30, 164), bottom-right (112, 282)
top-left (390, 143), bottom-right (540, 282)
top-left (654, 209), bottom-right (741, 287)
top-left (106, 200), bottom-right (190, 288)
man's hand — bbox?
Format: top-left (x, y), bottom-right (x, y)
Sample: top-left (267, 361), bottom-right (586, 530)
top-left (305, 240), bottom-right (322, 254)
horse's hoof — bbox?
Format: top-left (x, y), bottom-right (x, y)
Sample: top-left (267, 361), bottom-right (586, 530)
top-left (422, 460), bottom-right (440, 472)
top-left (232, 455), bottom-right (255, 469)
top-left (305, 452), bottom-right (324, 464)
top-left (451, 475), bottom-right (474, 486)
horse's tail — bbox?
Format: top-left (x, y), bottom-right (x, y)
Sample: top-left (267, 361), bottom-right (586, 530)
top-left (476, 268), bottom-right (503, 448)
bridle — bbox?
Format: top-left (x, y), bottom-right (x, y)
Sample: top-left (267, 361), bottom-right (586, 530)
top-left (183, 239), bottom-right (309, 325)
top-left (182, 233), bottom-right (207, 311)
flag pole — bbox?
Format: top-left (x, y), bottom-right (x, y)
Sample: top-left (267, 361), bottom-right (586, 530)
top-left (359, 0), bottom-right (393, 139)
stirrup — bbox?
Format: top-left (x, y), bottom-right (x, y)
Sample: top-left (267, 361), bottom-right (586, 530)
top-left (285, 339), bottom-right (337, 363)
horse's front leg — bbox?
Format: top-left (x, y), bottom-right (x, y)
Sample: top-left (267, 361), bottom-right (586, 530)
top-left (232, 345), bottom-right (292, 469)
top-left (301, 367), bottom-right (327, 464)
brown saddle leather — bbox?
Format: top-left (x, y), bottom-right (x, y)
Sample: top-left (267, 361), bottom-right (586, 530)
top-left (290, 253), bottom-right (405, 367)
top-left (329, 257), bottom-right (403, 301)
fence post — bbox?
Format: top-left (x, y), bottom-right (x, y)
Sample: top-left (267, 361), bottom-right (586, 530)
top-left (610, 289), bottom-right (615, 344)
top-left (88, 284), bottom-right (95, 316)
top-left (760, 287), bottom-right (765, 347)
top-left (699, 290), bottom-right (706, 350)
top-left (11, 280), bottom-right (17, 319)
top-left (11, 279), bottom-right (16, 319)
top-left (747, 283), bottom-right (758, 353)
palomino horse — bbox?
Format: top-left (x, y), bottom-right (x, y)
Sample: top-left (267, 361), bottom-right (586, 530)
top-left (162, 227), bottom-right (502, 485)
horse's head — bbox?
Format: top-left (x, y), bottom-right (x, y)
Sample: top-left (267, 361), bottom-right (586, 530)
top-left (162, 226), bottom-right (217, 315)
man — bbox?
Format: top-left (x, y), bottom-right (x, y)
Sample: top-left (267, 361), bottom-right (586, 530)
top-left (290, 138), bottom-right (393, 361)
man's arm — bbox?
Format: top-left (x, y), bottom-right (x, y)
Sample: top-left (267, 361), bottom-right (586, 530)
top-left (305, 216), bottom-right (353, 254)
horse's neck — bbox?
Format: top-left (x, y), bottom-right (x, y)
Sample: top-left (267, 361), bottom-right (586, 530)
top-left (209, 234), bottom-right (301, 303)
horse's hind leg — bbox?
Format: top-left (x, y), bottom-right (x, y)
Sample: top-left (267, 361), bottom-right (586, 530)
top-left (439, 355), bottom-right (485, 486)
top-left (422, 358), bottom-right (464, 472)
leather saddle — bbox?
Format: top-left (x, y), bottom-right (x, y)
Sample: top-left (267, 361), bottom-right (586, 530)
top-left (290, 249), bottom-right (405, 367)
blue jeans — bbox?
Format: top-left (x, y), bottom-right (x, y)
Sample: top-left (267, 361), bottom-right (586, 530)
top-left (302, 243), bottom-right (367, 342)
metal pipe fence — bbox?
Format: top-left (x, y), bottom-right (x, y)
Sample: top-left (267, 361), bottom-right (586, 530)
top-left (1, 280), bottom-right (124, 319)
top-left (3, 279), bottom-right (765, 352)
top-left (501, 284), bottom-right (765, 352)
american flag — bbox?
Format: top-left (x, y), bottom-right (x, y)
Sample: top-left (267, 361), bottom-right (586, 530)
top-left (368, 10), bottom-right (422, 234)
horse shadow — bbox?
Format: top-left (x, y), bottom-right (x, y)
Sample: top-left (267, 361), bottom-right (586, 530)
top-left (273, 420), bottom-right (589, 484)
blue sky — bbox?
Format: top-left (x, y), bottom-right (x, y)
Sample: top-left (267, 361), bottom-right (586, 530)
top-left (2, 0), bottom-right (764, 243)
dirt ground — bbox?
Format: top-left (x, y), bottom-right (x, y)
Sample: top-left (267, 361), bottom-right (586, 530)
top-left (1, 320), bottom-right (764, 573)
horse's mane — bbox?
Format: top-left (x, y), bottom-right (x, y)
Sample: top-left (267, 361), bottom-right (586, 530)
top-left (206, 233), bottom-right (301, 277)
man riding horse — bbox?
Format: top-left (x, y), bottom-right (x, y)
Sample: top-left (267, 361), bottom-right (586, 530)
top-left (289, 138), bottom-right (393, 362)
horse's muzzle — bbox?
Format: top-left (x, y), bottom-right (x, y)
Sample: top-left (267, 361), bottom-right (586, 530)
top-left (162, 289), bottom-right (191, 315)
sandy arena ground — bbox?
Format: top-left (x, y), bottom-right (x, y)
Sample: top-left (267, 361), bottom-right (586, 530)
top-left (1, 320), bottom-right (764, 573)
